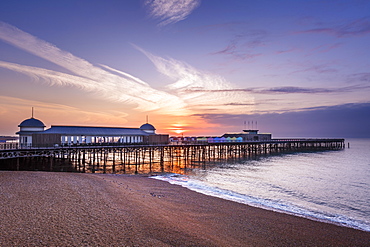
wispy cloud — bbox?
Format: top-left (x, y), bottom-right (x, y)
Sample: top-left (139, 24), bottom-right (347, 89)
top-left (144, 0), bottom-right (200, 26)
top-left (0, 22), bottom-right (254, 117)
top-left (275, 48), bottom-right (297, 54)
top-left (210, 29), bottom-right (267, 61)
top-left (0, 22), bottom-right (187, 115)
top-left (134, 44), bottom-right (255, 114)
top-left (289, 62), bottom-right (338, 75)
top-left (346, 73), bottom-right (370, 83)
top-left (297, 17), bottom-right (370, 37)
top-left (180, 84), bottom-right (370, 94)
top-left (308, 43), bottom-right (342, 54)
top-left (257, 85), bottom-right (370, 94)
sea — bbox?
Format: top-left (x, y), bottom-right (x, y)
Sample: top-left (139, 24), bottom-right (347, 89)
top-left (153, 138), bottom-right (370, 232)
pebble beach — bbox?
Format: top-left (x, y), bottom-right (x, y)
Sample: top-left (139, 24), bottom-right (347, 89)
top-left (1, 171), bottom-right (369, 246)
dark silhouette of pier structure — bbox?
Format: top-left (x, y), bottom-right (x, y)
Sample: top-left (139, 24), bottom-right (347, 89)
top-left (0, 139), bottom-right (345, 174)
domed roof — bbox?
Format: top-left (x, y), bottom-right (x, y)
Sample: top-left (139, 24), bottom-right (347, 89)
top-left (140, 123), bottom-right (156, 131)
top-left (18, 118), bottom-right (45, 127)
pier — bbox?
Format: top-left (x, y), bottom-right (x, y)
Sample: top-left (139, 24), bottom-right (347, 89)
top-left (0, 139), bottom-right (345, 174)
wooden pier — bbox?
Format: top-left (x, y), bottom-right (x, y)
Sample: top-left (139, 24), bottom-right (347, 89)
top-left (0, 139), bottom-right (345, 174)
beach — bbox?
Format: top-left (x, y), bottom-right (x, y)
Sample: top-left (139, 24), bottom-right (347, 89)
top-left (0, 171), bottom-right (369, 246)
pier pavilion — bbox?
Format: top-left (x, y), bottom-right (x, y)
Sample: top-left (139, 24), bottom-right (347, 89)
top-left (16, 117), bottom-right (168, 148)
top-left (222, 129), bottom-right (272, 141)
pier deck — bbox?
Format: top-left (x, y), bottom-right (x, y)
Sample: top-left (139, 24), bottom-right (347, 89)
top-left (0, 139), bottom-right (345, 174)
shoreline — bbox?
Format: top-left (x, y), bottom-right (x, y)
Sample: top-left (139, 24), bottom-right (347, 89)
top-left (151, 173), bottom-right (370, 232)
top-left (1, 171), bottom-right (369, 246)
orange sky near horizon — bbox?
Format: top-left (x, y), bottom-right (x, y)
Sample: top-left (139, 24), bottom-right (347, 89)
top-left (0, 95), bottom-right (228, 137)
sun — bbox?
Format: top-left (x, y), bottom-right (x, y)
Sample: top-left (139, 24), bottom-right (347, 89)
top-left (166, 123), bottom-right (187, 136)
top-left (174, 129), bottom-right (184, 134)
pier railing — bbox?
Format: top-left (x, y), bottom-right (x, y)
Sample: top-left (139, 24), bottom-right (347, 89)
top-left (0, 142), bottom-right (18, 150)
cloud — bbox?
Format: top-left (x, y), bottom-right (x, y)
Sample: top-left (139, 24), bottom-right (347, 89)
top-left (297, 17), bottom-right (370, 37)
top-left (195, 102), bottom-right (370, 138)
top-left (144, 0), bottom-right (200, 26)
top-left (0, 22), bottom-right (187, 115)
top-left (290, 63), bottom-right (338, 75)
top-left (256, 85), bottom-right (368, 94)
top-left (134, 44), bottom-right (255, 114)
top-left (0, 61), bottom-right (98, 92)
top-left (308, 43), bottom-right (342, 54)
top-left (211, 44), bottom-right (262, 61)
top-left (210, 29), bottom-right (267, 61)
top-left (179, 84), bottom-right (370, 95)
top-left (0, 22), bottom-right (254, 117)
top-left (346, 73), bottom-right (370, 83)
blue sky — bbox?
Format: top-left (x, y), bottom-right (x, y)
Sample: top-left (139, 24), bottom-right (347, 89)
top-left (0, 0), bottom-right (369, 137)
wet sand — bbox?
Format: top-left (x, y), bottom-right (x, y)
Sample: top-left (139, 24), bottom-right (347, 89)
top-left (0, 171), bottom-right (369, 246)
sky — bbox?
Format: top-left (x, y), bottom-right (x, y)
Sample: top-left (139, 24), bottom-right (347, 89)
top-left (0, 0), bottom-right (369, 138)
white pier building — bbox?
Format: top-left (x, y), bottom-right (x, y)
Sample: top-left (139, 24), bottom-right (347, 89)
top-left (16, 117), bottom-right (168, 148)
